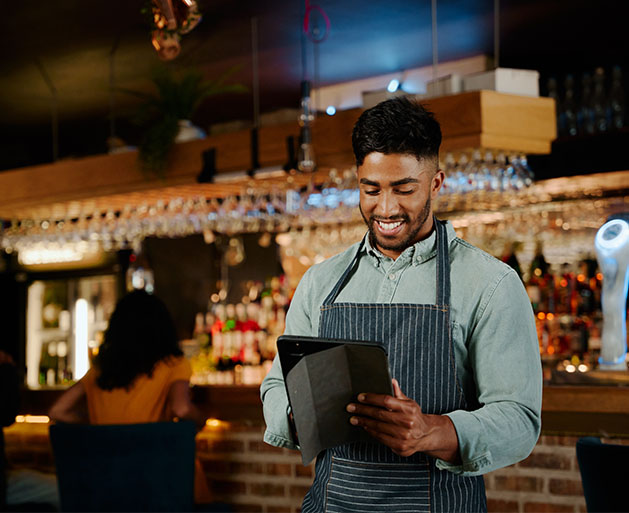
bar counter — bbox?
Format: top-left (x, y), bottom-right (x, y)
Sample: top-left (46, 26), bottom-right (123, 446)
top-left (9, 380), bottom-right (629, 512)
top-left (18, 381), bottom-right (629, 436)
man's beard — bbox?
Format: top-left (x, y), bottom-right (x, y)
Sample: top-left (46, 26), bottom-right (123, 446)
top-left (360, 196), bottom-right (432, 254)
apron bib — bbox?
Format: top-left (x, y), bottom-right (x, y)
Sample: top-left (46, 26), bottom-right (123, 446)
top-left (301, 219), bottom-right (486, 513)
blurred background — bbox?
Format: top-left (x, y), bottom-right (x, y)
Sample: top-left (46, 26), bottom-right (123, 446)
top-left (0, 0), bottom-right (626, 173)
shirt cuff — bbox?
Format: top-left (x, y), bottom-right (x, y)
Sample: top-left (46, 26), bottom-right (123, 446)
top-left (263, 430), bottom-right (300, 451)
top-left (435, 452), bottom-right (492, 475)
top-left (441, 410), bottom-right (493, 476)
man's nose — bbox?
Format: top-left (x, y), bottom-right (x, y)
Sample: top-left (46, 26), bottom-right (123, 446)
top-left (375, 192), bottom-right (400, 218)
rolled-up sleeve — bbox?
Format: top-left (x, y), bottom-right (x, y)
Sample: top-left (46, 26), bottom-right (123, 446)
top-left (260, 268), bottom-right (315, 450)
top-left (439, 270), bottom-right (542, 475)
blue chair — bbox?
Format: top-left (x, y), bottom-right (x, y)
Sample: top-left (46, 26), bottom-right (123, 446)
top-left (576, 436), bottom-right (628, 513)
top-left (49, 421), bottom-right (196, 512)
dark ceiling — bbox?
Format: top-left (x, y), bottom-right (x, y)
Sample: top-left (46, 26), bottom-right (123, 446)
top-left (0, 0), bottom-right (625, 171)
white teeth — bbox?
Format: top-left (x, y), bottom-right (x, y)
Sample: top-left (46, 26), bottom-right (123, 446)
top-left (377, 220), bottom-right (402, 230)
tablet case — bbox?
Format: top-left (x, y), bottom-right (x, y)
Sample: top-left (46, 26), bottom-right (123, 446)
top-left (277, 335), bottom-right (393, 465)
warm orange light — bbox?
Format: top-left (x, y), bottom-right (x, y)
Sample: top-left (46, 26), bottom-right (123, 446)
top-left (547, 313), bottom-right (555, 320)
top-left (560, 279), bottom-right (568, 287)
top-left (547, 345), bottom-right (555, 355)
top-left (204, 418), bottom-right (227, 430)
top-left (596, 272), bottom-right (603, 281)
top-left (15, 415), bottom-right (50, 424)
top-left (577, 274), bottom-right (585, 282)
top-left (537, 312), bottom-right (546, 320)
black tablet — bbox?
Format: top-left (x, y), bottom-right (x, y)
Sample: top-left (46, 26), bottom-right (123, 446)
top-left (277, 334), bottom-right (387, 380)
top-left (276, 334), bottom-right (394, 464)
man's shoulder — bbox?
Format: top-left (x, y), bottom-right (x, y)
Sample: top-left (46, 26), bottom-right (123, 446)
top-left (304, 239), bottom-right (362, 280)
top-left (450, 236), bottom-right (517, 281)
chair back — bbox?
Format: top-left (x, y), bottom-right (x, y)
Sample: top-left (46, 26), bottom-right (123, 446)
top-left (576, 436), bottom-right (628, 513)
top-left (49, 421), bottom-right (196, 512)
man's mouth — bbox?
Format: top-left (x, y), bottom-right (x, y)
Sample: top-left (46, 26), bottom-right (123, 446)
top-left (374, 219), bottom-right (405, 236)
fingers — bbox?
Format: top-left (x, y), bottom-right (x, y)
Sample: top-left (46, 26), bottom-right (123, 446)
top-left (363, 427), bottom-right (417, 458)
top-left (348, 403), bottom-right (397, 425)
top-left (347, 401), bottom-right (418, 430)
top-left (354, 392), bottom-right (403, 410)
top-left (350, 412), bottom-right (414, 434)
top-left (392, 378), bottom-right (406, 399)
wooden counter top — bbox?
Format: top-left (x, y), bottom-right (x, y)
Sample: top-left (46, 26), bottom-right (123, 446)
top-left (541, 385), bottom-right (629, 437)
top-left (18, 384), bottom-right (629, 435)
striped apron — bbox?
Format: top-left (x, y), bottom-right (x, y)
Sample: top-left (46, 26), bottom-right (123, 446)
top-left (301, 219), bottom-right (486, 513)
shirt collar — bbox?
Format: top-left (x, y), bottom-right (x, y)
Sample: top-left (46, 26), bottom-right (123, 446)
top-left (361, 220), bottom-right (457, 267)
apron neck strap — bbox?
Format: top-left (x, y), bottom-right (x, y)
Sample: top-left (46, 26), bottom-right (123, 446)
top-left (434, 217), bottom-right (450, 306)
top-left (322, 216), bottom-right (451, 307)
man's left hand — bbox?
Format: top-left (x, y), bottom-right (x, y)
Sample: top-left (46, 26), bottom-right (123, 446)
top-left (346, 378), bottom-right (461, 463)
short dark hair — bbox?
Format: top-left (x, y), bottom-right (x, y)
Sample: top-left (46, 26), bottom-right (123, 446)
top-left (94, 290), bottom-right (182, 390)
top-left (352, 96), bottom-right (442, 166)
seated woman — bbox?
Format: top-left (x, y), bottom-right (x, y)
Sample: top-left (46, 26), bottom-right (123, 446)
top-left (49, 290), bottom-right (211, 503)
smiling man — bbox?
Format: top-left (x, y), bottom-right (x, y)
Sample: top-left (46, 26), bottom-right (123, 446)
top-left (261, 97), bottom-right (542, 513)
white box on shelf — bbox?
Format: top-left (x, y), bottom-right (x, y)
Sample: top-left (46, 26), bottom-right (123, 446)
top-left (425, 74), bottom-right (463, 98)
top-left (463, 68), bottom-right (540, 97)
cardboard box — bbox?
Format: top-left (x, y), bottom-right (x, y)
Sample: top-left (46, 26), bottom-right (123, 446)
top-left (425, 74), bottom-right (463, 98)
top-left (463, 68), bottom-right (539, 97)
top-left (361, 88), bottom-right (407, 109)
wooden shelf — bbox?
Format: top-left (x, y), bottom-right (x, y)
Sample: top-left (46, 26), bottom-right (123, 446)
top-left (0, 91), bottom-right (557, 221)
top-left (426, 90), bottom-right (556, 154)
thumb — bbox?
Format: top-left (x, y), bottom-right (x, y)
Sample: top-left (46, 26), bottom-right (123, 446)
top-left (392, 379), bottom-right (407, 399)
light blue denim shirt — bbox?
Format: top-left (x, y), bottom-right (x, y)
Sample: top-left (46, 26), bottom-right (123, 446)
top-left (260, 221), bottom-right (542, 476)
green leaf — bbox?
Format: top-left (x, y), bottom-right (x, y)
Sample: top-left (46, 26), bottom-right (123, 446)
top-left (118, 65), bottom-right (247, 177)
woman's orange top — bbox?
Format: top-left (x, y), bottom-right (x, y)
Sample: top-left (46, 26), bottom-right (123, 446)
top-left (82, 356), bottom-right (191, 424)
top-left (81, 356), bottom-right (211, 503)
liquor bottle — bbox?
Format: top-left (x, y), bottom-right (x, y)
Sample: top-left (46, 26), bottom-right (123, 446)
top-left (527, 242), bottom-right (550, 312)
top-left (609, 65), bottom-right (625, 130)
top-left (578, 73), bottom-right (595, 135)
top-left (38, 343), bottom-right (49, 386)
top-left (546, 77), bottom-right (565, 136)
top-left (126, 249), bottom-right (155, 294)
top-left (56, 341), bottom-right (69, 384)
top-left (46, 341), bottom-right (58, 386)
top-left (219, 304), bottom-right (238, 370)
top-left (501, 242), bottom-right (523, 280)
top-left (563, 75), bottom-right (578, 137)
top-left (592, 67), bottom-right (608, 132)
top-left (210, 304), bottom-right (226, 367)
top-left (530, 242), bottom-right (550, 278)
top-left (193, 312), bottom-right (209, 349)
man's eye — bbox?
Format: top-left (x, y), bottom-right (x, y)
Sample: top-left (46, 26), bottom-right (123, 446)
top-left (363, 189), bottom-right (380, 196)
top-left (395, 189), bottom-right (414, 195)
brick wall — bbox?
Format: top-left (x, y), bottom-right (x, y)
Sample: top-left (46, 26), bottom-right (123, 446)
top-left (197, 422), bottom-right (313, 513)
top-left (486, 435), bottom-right (586, 513)
top-left (4, 422), bottom-right (629, 513)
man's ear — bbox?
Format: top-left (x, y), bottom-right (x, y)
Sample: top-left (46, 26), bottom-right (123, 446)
top-left (431, 169), bottom-right (445, 198)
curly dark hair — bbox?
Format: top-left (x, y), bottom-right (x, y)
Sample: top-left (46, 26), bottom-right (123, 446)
top-left (94, 290), bottom-right (182, 390)
top-left (352, 96), bottom-right (442, 166)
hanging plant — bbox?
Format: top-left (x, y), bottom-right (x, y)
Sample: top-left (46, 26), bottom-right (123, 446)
top-left (120, 66), bottom-right (247, 177)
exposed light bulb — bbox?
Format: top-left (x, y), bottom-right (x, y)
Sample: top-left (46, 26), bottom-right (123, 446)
top-left (387, 78), bottom-right (400, 93)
